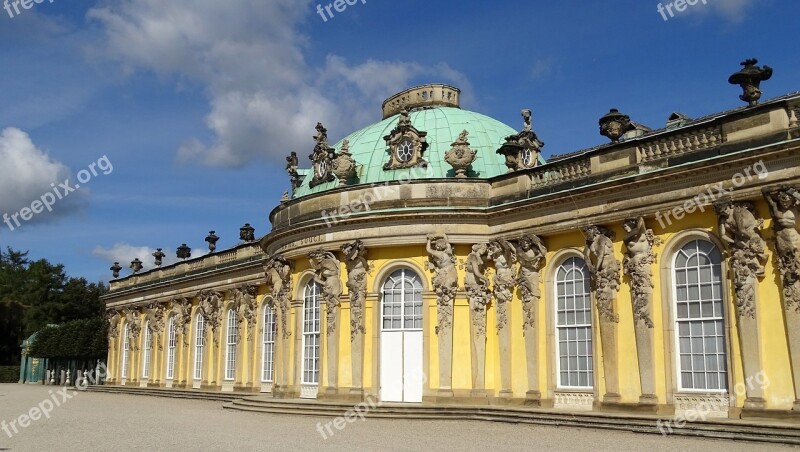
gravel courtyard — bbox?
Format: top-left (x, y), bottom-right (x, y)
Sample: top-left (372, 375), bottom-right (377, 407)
top-left (0, 384), bottom-right (793, 451)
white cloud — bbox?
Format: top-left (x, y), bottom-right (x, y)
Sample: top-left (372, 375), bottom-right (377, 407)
top-left (0, 127), bottom-right (85, 225)
top-left (87, 1), bottom-right (471, 168)
top-left (92, 242), bottom-right (210, 276)
top-left (710, 0), bottom-right (757, 23)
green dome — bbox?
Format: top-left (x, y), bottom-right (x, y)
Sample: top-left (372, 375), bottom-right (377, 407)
top-left (294, 107), bottom-right (541, 197)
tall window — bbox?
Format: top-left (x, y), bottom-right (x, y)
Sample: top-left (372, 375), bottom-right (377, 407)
top-left (121, 325), bottom-right (130, 379)
top-left (142, 321), bottom-right (151, 379)
top-left (225, 309), bottom-right (237, 381)
top-left (381, 269), bottom-right (423, 331)
top-left (262, 306), bottom-right (277, 383)
top-left (194, 314), bottom-right (205, 381)
top-left (673, 240), bottom-right (728, 391)
top-left (166, 316), bottom-right (176, 380)
top-left (302, 282), bottom-right (322, 385)
top-left (555, 257), bottom-right (594, 389)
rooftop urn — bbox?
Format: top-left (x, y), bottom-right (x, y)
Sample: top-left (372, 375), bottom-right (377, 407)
top-left (205, 231), bottom-right (220, 252)
top-left (152, 248), bottom-right (166, 267)
top-left (110, 262), bottom-right (122, 279)
top-left (599, 108), bottom-right (634, 142)
top-left (176, 243), bottom-right (192, 260)
top-left (129, 258), bottom-right (144, 274)
top-left (239, 224), bottom-right (256, 242)
top-left (728, 59), bottom-right (773, 107)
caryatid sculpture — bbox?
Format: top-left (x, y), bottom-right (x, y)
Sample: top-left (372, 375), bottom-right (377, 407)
top-left (488, 239), bottom-right (517, 331)
top-left (464, 243), bottom-right (490, 394)
top-left (198, 289), bottom-right (224, 346)
top-left (763, 187), bottom-right (800, 308)
top-left (715, 199), bottom-right (768, 409)
top-left (584, 225), bottom-right (621, 403)
top-left (622, 217), bottom-right (659, 404)
top-left (426, 233), bottom-right (458, 334)
top-left (341, 240), bottom-right (369, 394)
top-left (124, 308), bottom-right (141, 351)
top-left (308, 250), bottom-right (343, 335)
top-left (515, 234), bottom-right (547, 331)
top-left (264, 255), bottom-right (293, 339)
top-left (106, 309), bottom-right (121, 345)
top-left (234, 285), bottom-right (258, 341)
top-left (173, 297), bottom-right (194, 347)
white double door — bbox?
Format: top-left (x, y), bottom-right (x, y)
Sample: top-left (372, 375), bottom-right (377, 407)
top-left (380, 330), bottom-right (423, 403)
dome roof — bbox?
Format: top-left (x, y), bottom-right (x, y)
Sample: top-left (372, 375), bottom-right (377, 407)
top-left (294, 106), bottom-right (543, 198)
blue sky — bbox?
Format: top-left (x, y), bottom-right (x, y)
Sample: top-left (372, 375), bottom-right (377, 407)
top-left (0, 0), bottom-right (797, 283)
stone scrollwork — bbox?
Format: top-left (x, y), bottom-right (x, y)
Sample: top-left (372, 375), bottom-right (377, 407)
top-left (716, 200), bottom-right (768, 319)
top-left (763, 186), bottom-right (800, 310)
top-left (264, 255), bottom-right (293, 339)
top-left (198, 289), bottom-right (224, 346)
top-left (341, 240), bottom-right (368, 341)
top-left (464, 243), bottom-right (490, 336)
top-left (584, 225), bottom-right (621, 323)
top-left (426, 233), bottom-right (458, 335)
top-left (515, 234), bottom-right (547, 332)
top-left (309, 122), bottom-right (337, 188)
top-left (622, 217), bottom-right (658, 328)
top-left (383, 109), bottom-right (429, 170)
top-left (233, 285), bottom-right (258, 341)
top-left (488, 239), bottom-right (517, 331)
top-left (308, 250), bottom-right (343, 335)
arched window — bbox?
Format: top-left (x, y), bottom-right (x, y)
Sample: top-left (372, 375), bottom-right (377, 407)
top-left (121, 325), bottom-right (130, 379)
top-left (381, 269), bottom-right (423, 331)
top-left (225, 309), bottom-right (237, 381)
top-left (555, 257), bottom-right (593, 389)
top-left (166, 316), bottom-right (176, 380)
top-left (142, 321), bottom-right (151, 379)
top-left (673, 240), bottom-right (727, 391)
top-left (194, 314), bottom-right (204, 381)
top-left (262, 305), bottom-right (277, 383)
top-left (302, 281), bottom-right (322, 385)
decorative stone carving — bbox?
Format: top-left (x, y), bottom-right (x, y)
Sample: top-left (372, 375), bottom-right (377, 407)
top-left (233, 285), bottom-right (258, 340)
top-left (715, 200), bottom-right (767, 319)
top-left (110, 262), bottom-right (122, 279)
top-left (444, 130), bottom-right (477, 178)
top-left (130, 258), bottom-right (144, 274)
top-left (599, 108), bottom-right (634, 143)
top-left (106, 309), bottom-right (121, 344)
top-left (426, 233), bottom-right (458, 334)
top-left (583, 225), bottom-right (621, 322)
top-left (488, 239), bottom-right (517, 331)
top-left (763, 187), bottom-right (800, 309)
top-left (173, 297), bottom-right (194, 347)
top-left (240, 224), bottom-right (256, 242)
top-left (622, 217), bottom-right (657, 328)
top-left (147, 302), bottom-right (167, 351)
top-left (332, 139), bottom-right (357, 186)
top-left (176, 244), bottom-right (191, 260)
top-left (124, 308), bottom-right (141, 351)
top-left (198, 289), bottom-right (224, 346)
top-left (729, 59), bottom-right (773, 106)
top-left (309, 122), bottom-right (337, 188)
top-left (464, 243), bottom-right (490, 336)
top-left (515, 234), bottom-right (547, 331)
top-left (204, 231), bottom-right (219, 253)
top-left (496, 109), bottom-right (544, 172)
top-left (383, 109), bottom-right (428, 170)
top-left (152, 249), bottom-right (166, 267)
top-left (264, 255), bottom-right (293, 339)
top-left (308, 250), bottom-right (343, 335)
top-left (341, 240), bottom-right (368, 341)
top-left (286, 151), bottom-right (301, 195)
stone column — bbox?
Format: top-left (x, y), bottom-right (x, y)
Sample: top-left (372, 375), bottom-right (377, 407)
top-left (426, 233), bottom-right (458, 399)
top-left (341, 240), bottom-right (368, 399)
top-left (515, 234), bottom-right (547, 405)
top-left (325, 299), bottom-right (340, 396)
top-left (487, 239), bottom-right (517, 400)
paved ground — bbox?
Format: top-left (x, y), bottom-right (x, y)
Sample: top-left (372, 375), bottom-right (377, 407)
top-left (0, 384), bottom-right (793, 451)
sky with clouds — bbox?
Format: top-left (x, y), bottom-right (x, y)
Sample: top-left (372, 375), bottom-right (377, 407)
top-left (0, 0), bottom-right (796, 283)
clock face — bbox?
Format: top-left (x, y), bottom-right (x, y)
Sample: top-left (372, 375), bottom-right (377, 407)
top-left (316, 160), bottom-right (328, 178)
top-left (397, 139), bottom-right (414, 163)
top-left (521, 148), bottom-right (533, 167)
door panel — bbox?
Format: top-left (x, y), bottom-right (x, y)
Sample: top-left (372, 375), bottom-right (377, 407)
top-left (380, 331), bottom-right (404, 402)
top-left (403, 331), bottom-right (423, 402)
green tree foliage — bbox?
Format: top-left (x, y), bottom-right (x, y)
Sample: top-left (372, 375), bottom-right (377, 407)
top-left (28, 318), bottom-right (108, 360)
top-left (0, 247), bottom-right (107, 364)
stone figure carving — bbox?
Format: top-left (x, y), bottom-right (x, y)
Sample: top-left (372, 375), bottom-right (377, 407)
top-left (426, 233), bottom-right (458, 334)
top-left (488, 239), bottom-right (518, 330)
top-left (106, 309), bottom-right (121, 344)
top-left (341, 240), bottom-right (368, 341)
top-left (309, 123), bottom-right (337, 188)
top-left (497, 110), bottom-right (544, 172)
top-left (198, 290), bottom-right (224, 346)
top-left (584, 225), bottom-right (621, 322)
top-left (264, 255), bottom-right (293, 339)
top-left (383, 108), bottom-right (429, 170)
top-left (174, 297), bottom-right (194, 347)
top-left (464, 243), bottom-right (490, 336)
top-left (515, 234), bottom-right (547, 331)
top-left (444, 130), bottom-right (477, 178)
top-left (234, 285), bottom-right (258, 340)
top-left (764, 187), bottom-right (800, 309)
top-left (716, 200), bottom-right (767, 318)
top-left (147, 302), bottom-right (167, 350)
top-left (286, 151), bottom-right (301, 194)
top-left (622, 217), bottom-right (657, 328)
top-left (124, 308), bottom-right (141, 351)
top-left (308, 250), bottom-right (343, 335)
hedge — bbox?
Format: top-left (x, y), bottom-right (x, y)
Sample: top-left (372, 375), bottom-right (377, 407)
top-left (29, 318), bottom-right (108, 360)
top-left (0, 366), bottom-right (19, 383)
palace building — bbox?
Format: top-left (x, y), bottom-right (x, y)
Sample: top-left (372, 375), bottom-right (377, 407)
top-left (102, 60), bottom-right (800, 419)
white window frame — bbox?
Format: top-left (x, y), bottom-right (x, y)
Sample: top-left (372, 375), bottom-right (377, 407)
top-left (121, 325), bottom-right (130, 379)
top-left (194, 314), bottom-right (204, 381)
top-left (166, 316), bottom-right (176, 380)
top-left (381, 268), bottom-right (423, 332)
top-left (302, 281), bottom-right (321, 385)
top-left (224, 309), bottom-right (237, 381)
top-left (142, 321), bottom-right (151, 379)
top-left (262, 306), bottom-right (277, 383)
top-left (672, 240), bottom-right (728, 394)
top-left (554, 257), bottom-right (594, 390)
